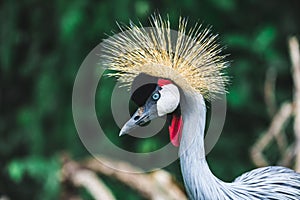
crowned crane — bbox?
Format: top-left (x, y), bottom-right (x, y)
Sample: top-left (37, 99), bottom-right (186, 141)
top-left (101, 15), bottom-right (300, 199)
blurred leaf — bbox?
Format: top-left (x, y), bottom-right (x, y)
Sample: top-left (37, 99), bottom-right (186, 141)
top-left (7, 156), bottom-right (60, 199)
top-left (7, 161), bottom-right (25, 183)
top-left (60, 4), bottom-right (84, 42)
top-left (224, 34), bottom-right (251, 49)
top-left (135, 0), bottom-right (150, 16)
top-left (210, 0), bottom-right (236, 11)
top-left (137, 138), bottom-right (160, 152)
top-left (252, 25), bottom-right (277, 54)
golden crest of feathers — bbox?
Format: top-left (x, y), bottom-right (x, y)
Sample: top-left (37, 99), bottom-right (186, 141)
top-left (101, 14), bottom-right (228, 99)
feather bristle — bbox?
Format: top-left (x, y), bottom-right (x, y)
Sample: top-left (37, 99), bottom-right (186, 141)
top-left (101, 14), bottom-right (229, 99)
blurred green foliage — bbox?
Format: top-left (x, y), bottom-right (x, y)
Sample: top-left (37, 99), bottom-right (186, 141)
top-left (1, 0), bottom-right (300, 199)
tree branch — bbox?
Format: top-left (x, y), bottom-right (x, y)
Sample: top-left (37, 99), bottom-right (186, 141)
top-left (264, 67), bottom-right (277, 117)
top-left (264, 67), bottom-right (288, 156)
top-left (250, 102), bottom-right (293, 166)
top-left (61, 156), bottom-right (116, 200)
top-left (61, 154), bottom-right (187, 200)
top-left (289, 36), bottom-right (300, 172)
top-left (83, 155), bottom-right (188, 200)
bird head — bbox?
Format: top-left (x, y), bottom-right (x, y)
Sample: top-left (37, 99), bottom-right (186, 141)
top-left (101, 14), bottom-right (228, 146)
top-left (119, 77), bottom-right (181, 145)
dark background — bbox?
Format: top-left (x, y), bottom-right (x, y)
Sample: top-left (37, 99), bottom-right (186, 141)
top-left (1, 0), bottom-right (300, 199)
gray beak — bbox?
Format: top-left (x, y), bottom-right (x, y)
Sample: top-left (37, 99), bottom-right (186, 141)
top-left (119, 106), bottom-right (154, 136)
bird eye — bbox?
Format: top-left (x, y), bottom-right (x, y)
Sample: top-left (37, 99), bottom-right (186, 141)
top-left (152, 92), bottom-right (160, 101)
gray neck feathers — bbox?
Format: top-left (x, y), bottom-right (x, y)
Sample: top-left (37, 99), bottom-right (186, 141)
top-left (177, 91), bottom-right (300, 200)
top-left (179, 91), bottom-right (229, 200)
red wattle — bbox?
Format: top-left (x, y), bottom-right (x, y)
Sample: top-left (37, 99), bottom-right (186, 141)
top-left (169, 115), bottom-right (183, 147)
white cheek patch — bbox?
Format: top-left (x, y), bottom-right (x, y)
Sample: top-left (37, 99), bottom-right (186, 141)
top-left (157, 84), bottom-right (180, 116)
